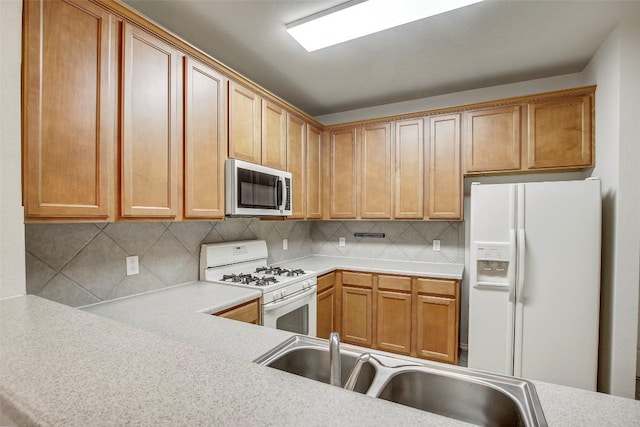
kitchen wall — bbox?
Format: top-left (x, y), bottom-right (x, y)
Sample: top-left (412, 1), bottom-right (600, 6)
top-left (24, 219), bottom-right (464, 308)
top-left (0, 0), bottom-right (26, 299)
top-left (25, 220), bottom-right (312, 307)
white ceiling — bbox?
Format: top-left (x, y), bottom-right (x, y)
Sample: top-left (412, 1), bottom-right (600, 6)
top-left (122, 0), bottom-right (640, 117)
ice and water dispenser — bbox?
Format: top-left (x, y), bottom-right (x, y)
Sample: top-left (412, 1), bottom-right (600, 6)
top-left (474, 242), bottom-right (512, 287)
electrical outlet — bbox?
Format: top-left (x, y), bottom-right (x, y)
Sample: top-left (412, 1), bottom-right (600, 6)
top-left (433, 240), bottom-right (441, 252)
top-left (283, 238), bottom-right (288, 250)
top-left (339, 237), bottom-right (346, 247)
top-left (126, 256), bottom-right (139, 276)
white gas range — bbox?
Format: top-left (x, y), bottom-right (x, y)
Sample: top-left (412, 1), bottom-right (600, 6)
top-left (200, 240), bottom-right (317, 336)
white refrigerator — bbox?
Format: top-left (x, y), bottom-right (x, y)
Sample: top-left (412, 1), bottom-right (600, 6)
top-left (467, 178), bottom-right (601, 391)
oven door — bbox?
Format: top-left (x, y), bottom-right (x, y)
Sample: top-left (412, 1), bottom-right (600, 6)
top-left (262, 286), bottom-right (317, 337)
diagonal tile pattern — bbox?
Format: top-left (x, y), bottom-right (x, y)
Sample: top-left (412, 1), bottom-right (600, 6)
top-left (25, 218), bottom-right (463, 308)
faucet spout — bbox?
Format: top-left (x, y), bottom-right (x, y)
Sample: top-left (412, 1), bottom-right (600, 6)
top-left (329, 332), bottom-right (341, 387)
top-left (344, 352), bottom-right (371, 391)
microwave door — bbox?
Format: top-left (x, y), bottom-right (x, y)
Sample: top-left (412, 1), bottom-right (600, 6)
top-left (235, 167), bottom-right (281, 215)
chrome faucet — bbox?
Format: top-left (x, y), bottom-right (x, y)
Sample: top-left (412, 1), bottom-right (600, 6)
top-left (344, 352), bottom-right (371, 391)
top-left (329, 332), bottom-right (341, 387)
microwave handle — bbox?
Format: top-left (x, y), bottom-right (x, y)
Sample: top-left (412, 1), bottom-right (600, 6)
top-left (276, 177), bottom-right (285, 209)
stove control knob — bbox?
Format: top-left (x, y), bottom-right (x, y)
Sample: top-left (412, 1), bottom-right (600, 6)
top-left (282, 289), bottom-right (287, 297)
top-left (273, 291), bottom-right (281, 300)
top-left (304, 280), bottom-right (310, 289)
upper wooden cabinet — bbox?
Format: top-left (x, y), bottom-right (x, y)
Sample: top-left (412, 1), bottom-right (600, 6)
top-left (286, 113), bottom-right (306, 219)
top-left (463, 105), bottom-right (522, 174)
top-left (121, 23), bottom-right (182, 218)
top-left (329, 128), bottom-right (358, 219)
top-left (228, 81), bottom-right (287, 170)
top-left (183, 57), bottom-right (226, 219)
top-left (23, 0), bottom-right (117, 221)
top-left (306, 125), bottom-right (323, 219)
top-left (394, 119), bottom-right (425, 219)
top-left (527, 95), bottom-right (593, 170)
top-left (228, 81), bottom-right (261, 164)
top-left (359, 123), bottom-right (392, 219)
top-left (262, 100), bottom-right (287, 170)
top-left (428, 114), bottom-right (462, 220)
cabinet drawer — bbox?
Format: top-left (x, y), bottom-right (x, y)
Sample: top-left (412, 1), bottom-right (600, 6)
top-left (342, 271), bottom-right (373, 288)
top-left (416, 278), bottom-right (458, 297)
top-left (378, 275), bottom-right (411, 292)
top-left (214, 299), bottom-right (260, 324)
top-left (317, 273), bottom-right (335, 293)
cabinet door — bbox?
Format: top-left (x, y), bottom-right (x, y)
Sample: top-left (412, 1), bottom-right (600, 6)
top-left (329, 128), bottom-right (357, 219)
top-left (360, 123), bottom-right (392, 219)
top-left (215, 299), bottom-right (260, 324)
top-left (228, 81), bottom-right (261, 164)
top-left (464, 106), bottom-right (521, 173)
top-left (262, 100), bottom-right (287, 170)
top-left (341, 286), bottom-right (373, 346)
top-left (376, 290), bottom-right (412, 355)
top-left (415, 295), bottom-right (458, 364)
top-left (23, 0), bottom-right (116, 220)
top-left (395, 118), bottom-right (424, 219)
top-left (121, 23), bottom-right (181, 218)
top-left (527, 96), bottom-right (592, 169)
top-left (317, 287), bottom-right (336, 340)
top-left (306, 125), bottom-right (323, 219)
top-left (183, 57), bottom-right (226, 219)
top-left (428, 114), bottom-right (462, 219)
top-left (286, 113), bottom-right (306, 219)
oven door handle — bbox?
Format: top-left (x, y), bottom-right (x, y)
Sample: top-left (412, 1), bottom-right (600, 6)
top-left (263, 286), bottom-right (316, 312)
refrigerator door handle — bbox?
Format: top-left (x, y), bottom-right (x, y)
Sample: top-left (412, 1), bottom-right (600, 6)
top-left (517, 228), bottom-right (526, 304)
top-left (508, 228), bottom-right (517, 302)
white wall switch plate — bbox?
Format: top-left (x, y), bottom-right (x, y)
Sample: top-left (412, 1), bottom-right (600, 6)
top-left (433, 240), bottom-right (441, 252)
top-left (282, 238), bottom-right (288, 250)
top-left (126, 255), bottom-right (139, 276)
top-left (339, 237), bottom-right (346, 247)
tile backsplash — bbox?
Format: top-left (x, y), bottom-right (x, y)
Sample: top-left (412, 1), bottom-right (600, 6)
top-left (25, 220), bottom-right (463, 307)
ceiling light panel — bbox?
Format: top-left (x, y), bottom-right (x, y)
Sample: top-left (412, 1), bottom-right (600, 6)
top-left (287, 0), bottom-right (483, 52)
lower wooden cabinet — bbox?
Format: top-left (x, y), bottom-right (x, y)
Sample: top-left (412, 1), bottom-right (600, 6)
top-left (214, 299), bottom-right (260, 324)
top-left (325, 270), bottom-right (460, 365)
top-left (341, 272), bottom-right (374, 347)
top-left (316, 273), bottom-right (336, 339)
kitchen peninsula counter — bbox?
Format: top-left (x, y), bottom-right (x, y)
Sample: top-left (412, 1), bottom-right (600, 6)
top-left (2, 295), bottom-right (639, 426)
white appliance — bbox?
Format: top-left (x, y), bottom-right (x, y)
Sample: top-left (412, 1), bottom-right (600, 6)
top-left (225, 159), bottom-right (292, 217)
top-left (468, 178), bottom-right (601, 391)
top-left (200, 240), bottom-right (316, 336)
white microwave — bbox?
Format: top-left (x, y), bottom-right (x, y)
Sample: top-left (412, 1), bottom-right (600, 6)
top-left (225, 159), bottom-right (292, 217)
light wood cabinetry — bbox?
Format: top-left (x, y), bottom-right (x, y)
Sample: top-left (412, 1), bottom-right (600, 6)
top-left (262, 100), bottom-right (287, 170)
top-left (341, 272), bottom-right (374, 347)
top-left (376, 275), bottom-right (412, 355)
top-left (329, 128), bottom-right (358, 219)
top-left (394, 119), bottom-right (425, 219)
top-left (306, 125), bottom-right (323, 219)
top-left (335, 270), bottom-right (460, 364)
top-left (286, 114), bottom-right (306, 219)
top-left (214, 299), bottom-right (260, 324)
top-left (359, 123), bottom-right (392, 219)
top-left (414, 278), bottom-right (459, 364)
top-left (228, 81), bottom-right (288, 170)
top-left (428, 114), bottom-right (462, 219)
top-left (463, 105), bottom-right (522, 174)
top-left (316, 272), bottom-right (336, 339)
top-left (228, 81), bottom-right (261, 164)
top-left (121, 23), bottom-right (181, 218)
top-left (183, 57), bottom-right (226, 219)
top-left (527, 95), bottom-right (592, 169)
top-left (23, 0), bottom-right (117, 221)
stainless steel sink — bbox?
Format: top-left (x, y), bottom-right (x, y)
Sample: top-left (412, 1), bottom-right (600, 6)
top-left (255, 335), bottom-right (547, 427)
top-left (264, 347), bottom-right (376, 393)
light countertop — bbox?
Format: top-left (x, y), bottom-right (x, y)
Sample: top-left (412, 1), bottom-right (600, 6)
top-left (2, 290), bottom-right (639, 425)
top-left (274, 255), bottom-right (464, 279)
